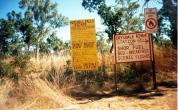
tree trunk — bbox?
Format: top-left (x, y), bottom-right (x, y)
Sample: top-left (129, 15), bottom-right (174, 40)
top-left (35, 42), bottom-right (39, 61)
top-left (172, 26), bottom-right (177, 47)
top-left (162, 0), bottom-right (177, 47)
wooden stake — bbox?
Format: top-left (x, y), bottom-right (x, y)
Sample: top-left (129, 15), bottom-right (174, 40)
top-left (113, 35), bottom-right (118, 92)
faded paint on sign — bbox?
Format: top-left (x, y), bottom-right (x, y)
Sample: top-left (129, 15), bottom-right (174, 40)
top-left (114, 32), bottom-right (152, 63)
top-left (144, 8), bottom-right (158, 33)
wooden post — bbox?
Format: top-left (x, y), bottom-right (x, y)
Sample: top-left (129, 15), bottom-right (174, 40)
top-left (151, 34), bottom-right (157, 89)
top-left (113, 35), bottom-right (118, 92)
top-left (114, 64), bottom-right (117, 92)
top-left (73, 71), bottom-right (76, 83)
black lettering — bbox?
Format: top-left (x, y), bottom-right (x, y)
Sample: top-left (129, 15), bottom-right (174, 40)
top-left (84, 41), bottom-right (94, 48)
top-left (83, 63), bottom-right (96, 69)
top-left (133, 45), bottom-right (144, 49)
top-left (72, 42), bottom-right (82, 49)
top-left (118, 46), bottom-right (129, 50)
top-left (118, 51), bottom-right (125, 55)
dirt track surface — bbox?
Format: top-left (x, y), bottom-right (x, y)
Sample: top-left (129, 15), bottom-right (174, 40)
top-left (0, 77), bottom-right (176, 110)
top-left (60, 88), bottom-right (176, 110)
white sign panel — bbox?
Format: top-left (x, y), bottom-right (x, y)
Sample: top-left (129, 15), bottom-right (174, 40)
top-left (144, 8), bottom-right (158, 33)
top-left (114, 32), bottom-right (152, 63)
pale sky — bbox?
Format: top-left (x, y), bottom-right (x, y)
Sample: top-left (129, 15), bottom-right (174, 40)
top-left (55, 0), bottom-right (162, 41)
top-left (0, 0), bottom-right (162, 41)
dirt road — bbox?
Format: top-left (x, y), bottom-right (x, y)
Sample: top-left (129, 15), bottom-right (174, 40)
top-left (0, 77), bottom-right (176, 110)
top-left (60, 86), bottom-right (176, 110)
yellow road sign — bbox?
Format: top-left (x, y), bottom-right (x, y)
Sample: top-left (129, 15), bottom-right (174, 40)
top-left (70, 19), bottom-right (98, 71)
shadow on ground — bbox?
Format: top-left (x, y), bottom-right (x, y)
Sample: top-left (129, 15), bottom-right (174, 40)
top-left (69, 80), bottom-right (177, 102)
top-left (158, 81), bottom-right (177, 88)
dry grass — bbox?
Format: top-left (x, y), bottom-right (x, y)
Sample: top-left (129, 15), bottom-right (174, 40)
top-left (0, 44), bottom-right (176, 109)
top-left (30, 54), bottom-right (70, 74)
top-left (154, 45), bottom-right (177, 72)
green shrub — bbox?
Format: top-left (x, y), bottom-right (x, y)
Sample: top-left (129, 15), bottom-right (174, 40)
top-left (95, 71), bottom-right (105, 88)
top-left (11, 54), bottom-right (31, 69)
top-left (64, 60), bottom-right (73, 76)
top-left (0, 61), bottom-right (18, 80)
top-left (11, 54), bottom-right (31, 76)
top-left (118, 65), bottom-right (138, 83)
top-left (0, 54), bottom-right (31, 81)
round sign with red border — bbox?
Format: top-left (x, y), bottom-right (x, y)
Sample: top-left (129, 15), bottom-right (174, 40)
top-left (146, 18), bottom-right (157, 29)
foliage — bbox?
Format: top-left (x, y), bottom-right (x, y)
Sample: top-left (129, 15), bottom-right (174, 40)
top-left (96, 32), bottom-right (110, 54)
top-left (0, 61), bottom-right (18, 80)
top-left (82, 0), bottom-right (105, 12)
top-left (63, 60), bottom-right (73, 76)
top-left (82, 0), bottom-right (143, 40)
top-left (11, 54), bottom-right (31, 70)
top-left (82, 0), bottom-right (177, 47)
top-left (118, 65), bottom-right (138, 83)
top-left (0, 12), bottom-right (24, 56)
top-left (0, 0), bottom-right (69, 57)
top-left (95, 67), bottom-right (105, 87)
top-left (115, 0), bottom-right (143, 33)
top-left (0, 54), bottom-right (31, 80)
top-left (18, 0), bottom-right (69, 59)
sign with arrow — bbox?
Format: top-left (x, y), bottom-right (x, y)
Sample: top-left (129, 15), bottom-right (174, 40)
top-left (144, 8), bottom-right (158, 33)
top-left (113, 32), bottom-right (152, 63)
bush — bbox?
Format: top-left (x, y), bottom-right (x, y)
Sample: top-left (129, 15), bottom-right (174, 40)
top-left (118, 65), bottom-right (138, 83)
top-left (63, 60), bottom-right (73, 76)
top-left (46, 66), bottom-right (73, 88)
top-left (11, 54), bottom-right (31, 69)
top-left (95, 71), bottom-right (105, 88)
top-left (0, 61), bottom-right (18, 80)
top-left (11, 54), bottom-right (31, 76)
top-left (0, 54), bottom-right (31, 81)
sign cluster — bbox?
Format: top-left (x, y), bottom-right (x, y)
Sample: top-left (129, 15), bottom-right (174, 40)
top-left (69, 8), bottom-right (157, 71)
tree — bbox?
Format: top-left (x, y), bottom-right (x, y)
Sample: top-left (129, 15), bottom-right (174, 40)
top-left (47, 33), bottom-right (64, 53)
top-left (0, 18), bottom-right (14, 55)
top-left (82, 0), bottom-right (105, 12)
top-left (115, 0), bottom-right (143, 33)
top-left (82, 0), bottom-right (143, 41)
top-left (6, 10), bottom-right (36, 53)
top-left (19, 0), bottom-right (69, 60)
top-left (82, 0), bottom-right (143, 53)
top-left (83, 0), bottom-right (177, 47)
top-left (96, 32), bottom-right (110, 54)
top-left (0, 11), bottom-right (24, 56)
top-left (18, 11), bottom-right (36, 52)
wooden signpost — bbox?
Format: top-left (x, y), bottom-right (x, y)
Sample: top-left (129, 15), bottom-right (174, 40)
top-left (113, 32), bottom-right (153, 91)
top-left (113, 8), bottom-right (158, 91)
top-left (144, 8), bottom-right (158, 89)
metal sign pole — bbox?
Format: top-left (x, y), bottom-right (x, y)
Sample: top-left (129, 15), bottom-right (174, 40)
top-left (151, 33), bottom-right (157, 89)
top-left (113, 35), bottom-right (118, 92)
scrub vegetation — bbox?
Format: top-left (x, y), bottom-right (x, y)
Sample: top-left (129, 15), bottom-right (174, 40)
top-left (0, 0), bottom-right (176, 109)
